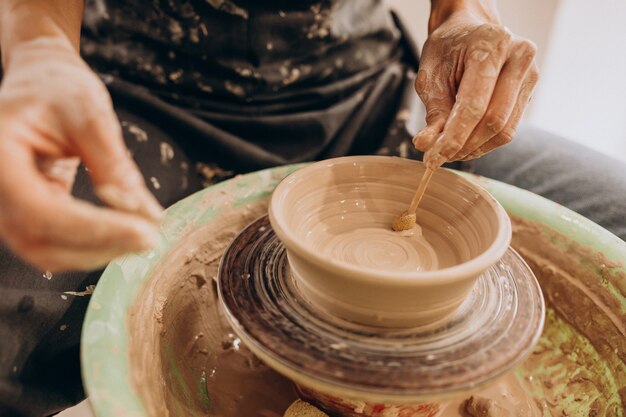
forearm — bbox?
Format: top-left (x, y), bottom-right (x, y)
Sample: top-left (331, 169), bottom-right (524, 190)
top-left (429, 0), bottom-right (500, 33)
top-left (0, 0), bottom-right (84, 67)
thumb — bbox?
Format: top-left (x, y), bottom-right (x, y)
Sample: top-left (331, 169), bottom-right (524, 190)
top-left (68, 101), bottom-right (163, 223)
top-left (412, 68), bottom-right (453, 152)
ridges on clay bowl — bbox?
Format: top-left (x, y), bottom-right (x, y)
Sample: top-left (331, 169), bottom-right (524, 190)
top-left (268, 156), bottom-right (512, 327)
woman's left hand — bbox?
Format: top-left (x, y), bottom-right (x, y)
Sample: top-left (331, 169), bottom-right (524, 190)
top-left (412, 4), bottom-right (539, 168)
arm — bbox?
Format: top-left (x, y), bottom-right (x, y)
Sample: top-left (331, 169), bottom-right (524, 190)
top-left (0, 1), bottom-right (163, 271)
top-left (413, 0), bottom-right (539, 167)
top-left (428, 0), bottom-right (500, 33)
top-left (0, 0), bottom-right (83, 63)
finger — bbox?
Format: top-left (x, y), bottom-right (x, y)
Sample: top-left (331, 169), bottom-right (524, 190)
top-left (28, 196), bottom-right (160, 250)
top-left (16, 238), bottom-right (153, 272)
top-left (1, 199), bottom-right (160, 271)
top-left (0, 143), bottom-right (160, 262)
top-left (462, 65), bottom-right (539, 160)
top-left (63, 90), bottom-right (163, 222)
top-left (424, 38), bottom-right (509, 168)
top-left (412, 68), bottom-right (454, 152)
top-left (453, 40), bottom-right (536, 160)
top-left (37, 156), bottom-right (80, 192)
top-left (413, 118), bottom-right (446, 152)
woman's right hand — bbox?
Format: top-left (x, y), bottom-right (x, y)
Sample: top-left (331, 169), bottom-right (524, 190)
top-left (0, 36), bottom-right (163, 271)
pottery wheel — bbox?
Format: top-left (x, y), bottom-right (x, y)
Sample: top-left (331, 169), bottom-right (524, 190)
top-left (219, 215), bottom-right (545, 402)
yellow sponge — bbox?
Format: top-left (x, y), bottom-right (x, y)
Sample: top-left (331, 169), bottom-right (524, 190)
top-left (283, 400), bottom-right (329, 417)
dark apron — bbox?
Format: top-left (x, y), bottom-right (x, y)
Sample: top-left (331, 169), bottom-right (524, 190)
top-left (81, 0), bottom-right (425, 170)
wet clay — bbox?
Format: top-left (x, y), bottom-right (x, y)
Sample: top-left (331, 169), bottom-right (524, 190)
top-left (298, 369), bottom-right (540, 417)
top-left (464, 396), bottom-right (510, 417)
top-left (441, 372), bottom-right (540, 417)
top-left (127, 199), bottom-right (624, 417)
top-left (269, 157), bottom-right (511, 327)
top-left (321, 223), bottom-right (439, 271)
top-left (272, 158), bottom-right (507, 272)
top-left (284, 400), bottom-right (329, 417)
top-left (127, 201), bottom-right (298, 417)
top-left (509, 216), bottom-right (626, 417)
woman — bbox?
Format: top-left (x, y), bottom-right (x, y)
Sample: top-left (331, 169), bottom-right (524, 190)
top-left (0, 1), bottom-right (624, 415)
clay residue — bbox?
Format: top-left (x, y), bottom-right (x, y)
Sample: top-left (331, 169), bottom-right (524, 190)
top-left (323, 223), bottom-right (440, 271)
top-left (464, 396), bottom-right (510, 417)
top-left (439, 372), bottom-right (540, 417)
top-left (127, 201), bottom-right (297, 417)
top-left (126, 200), bottom-right (625, 417)
top-left (284, 400), bottom-right (329, 417)
top-left (296, 370), bottom-right (539, 417)
top-left (509, 215), bottom-right (626, 416)
top-left (205, 0), bottom-right (249, 19)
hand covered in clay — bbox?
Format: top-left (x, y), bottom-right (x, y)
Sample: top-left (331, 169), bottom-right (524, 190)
top-left (0, 37), bottom-right (162, 271)
top-left (413, 4), bottom-right (539, 168)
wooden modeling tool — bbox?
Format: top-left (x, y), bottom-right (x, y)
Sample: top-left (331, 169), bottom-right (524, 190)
top-left (391, 167), bottom-right (434, 231)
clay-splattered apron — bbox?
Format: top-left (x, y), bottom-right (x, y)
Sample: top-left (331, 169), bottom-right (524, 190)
top-left (81, 0), bottom-right (424, 171)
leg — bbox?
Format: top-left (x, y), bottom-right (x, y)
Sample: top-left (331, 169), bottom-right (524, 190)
top-left (0, 106), bottom-right (204, 417)
top-left (461, 125), bottom-right (626, 241)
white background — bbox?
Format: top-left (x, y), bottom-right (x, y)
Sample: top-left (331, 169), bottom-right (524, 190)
top-left (388, 0), bottom-right (626, 161)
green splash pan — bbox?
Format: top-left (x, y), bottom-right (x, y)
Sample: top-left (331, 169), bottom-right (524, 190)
top-left (81, 163), bottom-right (626, 417)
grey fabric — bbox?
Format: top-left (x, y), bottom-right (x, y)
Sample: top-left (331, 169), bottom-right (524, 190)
top-left (461, 126), bottom-right (626, 240)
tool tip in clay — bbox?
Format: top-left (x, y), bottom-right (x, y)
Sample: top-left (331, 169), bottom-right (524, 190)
top-left (391, 211), bottom-right (416, 232)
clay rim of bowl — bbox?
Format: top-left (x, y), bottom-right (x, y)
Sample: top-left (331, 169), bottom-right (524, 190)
top-left (268, 156), bottom-right (512, 285)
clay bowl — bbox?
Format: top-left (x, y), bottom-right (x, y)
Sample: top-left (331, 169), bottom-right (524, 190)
top-left (268, 156), bottom-right (512, 327)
